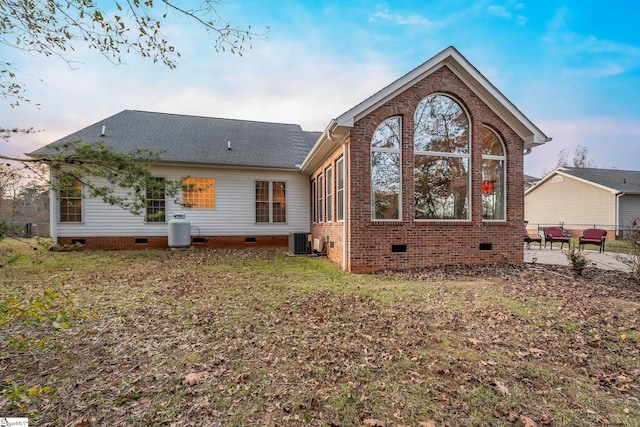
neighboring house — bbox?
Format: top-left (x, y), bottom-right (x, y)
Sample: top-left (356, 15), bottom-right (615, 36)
top-left (524, 174), bottom-right (539, 190)
top-left (525, 166), bottom-right (640, 238)
top-left (32, 46), bottom-right (550, 273)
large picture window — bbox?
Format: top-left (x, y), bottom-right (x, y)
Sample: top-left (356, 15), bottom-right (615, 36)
top-left (414, 94), bottom-right (470, 220)
top-left (481, 127), bottom-right (506, 220)
top-left (182, 177), bottom-right (215, 209)
top-left (146, 177), bottom-right (166, 222)
top-left (256, 181), bottom-right (286, 223)
top-left (59, 180), bottom-right (82, 223)
top-left (371, 116), bottom-right (401, 220)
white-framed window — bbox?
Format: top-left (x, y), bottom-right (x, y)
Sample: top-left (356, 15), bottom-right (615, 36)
top-left (311, 179), bottom-right (317, 223)
top-left (145, 177), bottom-right (166, 223)
top-left (317, 174), bottom-right (324, 223)
top-left (336, 156), bottom-right (344, 222)
top-left (414, 93), bottom-right (470, 220)
top-left (325, 166), bottom-right (333, 222)
top-left (481, 126), bottom-right (506, 221)
top-left (182, 177), bottom-right (215, 209)
top-left (371, 116), bottom-right (402, 220)
top-left (256, 181), bottom-right (286, 223)
top-left (59, 180), bottom-right (82, 223)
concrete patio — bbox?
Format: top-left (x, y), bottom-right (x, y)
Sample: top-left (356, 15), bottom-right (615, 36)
top-left (524, 246), bottom-right (630, 271)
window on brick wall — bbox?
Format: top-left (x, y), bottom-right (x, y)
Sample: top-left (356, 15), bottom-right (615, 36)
top-left (336, 156), bottom-right (344, 221)
top-left (317, 174), bottom-right (324, 222)
top-left (371, 116), bottom-right (401, 220)
top-left (325, 166), bottom-right (333, 222)
top-left (59, 180), bottom-right (82, 223)
top-left (414, 93), bottom-right (470, 220)
top-left (145, 177), bottom-right (166, 222)
top-left (256, 181), bottom-right (286, 223)
top-left (481, 126), bottom-right (506, 221)
top-left (311, 179), bottom-right (316, 223)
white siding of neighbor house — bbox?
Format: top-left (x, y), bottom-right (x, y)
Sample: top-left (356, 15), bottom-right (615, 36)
top-left (54, 165), bottom-right (310, 238)
top-left (619, 195), bottom-right (640, 229)
top-left (525, 174), bottom-right (616, 228)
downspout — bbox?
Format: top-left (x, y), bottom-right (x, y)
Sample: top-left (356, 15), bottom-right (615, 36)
top-left (616, 191), bottom-right (625, 238)
top-left (326, 126), bottom-right (349, 271)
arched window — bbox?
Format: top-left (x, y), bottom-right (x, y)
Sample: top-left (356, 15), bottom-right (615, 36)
top-left (481, 126), bottom-right (506, 220)
top-left (414, 94), bottom-right (470, 220)
top-left (371, 116), bottom-right (402, 220)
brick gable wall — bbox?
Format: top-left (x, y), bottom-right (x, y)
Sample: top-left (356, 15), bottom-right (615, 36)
top-left (346, 65), bottom-right (525, 273)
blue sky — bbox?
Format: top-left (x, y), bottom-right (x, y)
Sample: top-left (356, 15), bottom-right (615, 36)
top-left (3, 0), bottom-right (640, 176)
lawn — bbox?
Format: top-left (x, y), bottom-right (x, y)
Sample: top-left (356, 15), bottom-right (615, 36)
top-left (1, 240), bottom-right (639, 426)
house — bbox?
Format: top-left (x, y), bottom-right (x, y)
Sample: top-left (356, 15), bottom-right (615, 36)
top-left (525, 166), bottom-right (640, 238)
top-left (524, 174), bottom-right (540, 190)
top-left (32, 46), bottom-right (550, 273)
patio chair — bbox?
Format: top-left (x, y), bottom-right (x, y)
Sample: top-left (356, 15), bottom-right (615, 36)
top-left (544, 226), bottom-right (571, 250)
top-left (579, 228), bottom-right (607, 253)
top-left (524, 228), bottom-right (542, 249)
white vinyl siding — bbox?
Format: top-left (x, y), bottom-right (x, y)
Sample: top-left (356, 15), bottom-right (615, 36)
top-left (54, 165), bottom-right (310, 238)
top-left (619, 195), bottom-right (640, 229)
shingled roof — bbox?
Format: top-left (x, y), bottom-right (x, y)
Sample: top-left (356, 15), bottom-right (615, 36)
top-left (531, 167), bottom-right (640, 195)
top-left (31, 110), bottom-right (321, 169)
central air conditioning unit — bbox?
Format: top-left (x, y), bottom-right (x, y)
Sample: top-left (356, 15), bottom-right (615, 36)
top-left (288, 232), bottom-right (310, 255)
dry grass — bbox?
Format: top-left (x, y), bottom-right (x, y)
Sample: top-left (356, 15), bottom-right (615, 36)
top-left (1, 241), bottom-right (639, 426)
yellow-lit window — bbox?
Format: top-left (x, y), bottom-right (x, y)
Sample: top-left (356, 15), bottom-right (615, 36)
top-left (182, 177), bottom-right (216, 208)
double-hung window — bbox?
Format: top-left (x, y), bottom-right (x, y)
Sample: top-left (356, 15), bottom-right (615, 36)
top-left (336, 157), bottom-right (344, 221)
top-left (317, 174), bottom-right (324, 223)
top-left (146, 177), bottom-right (166, 222)
top-left (325, 166), bottom-right (333, 222)
top-left (371, 116), bottom-right (402, 220)
top-left (311, 179), bottom-right (317, 223)
top-left (414, 94), bottom-right (470, 220)
top-left (59, 180), bottom-right (82, 223)
top-left (256, 181), bottom-right (286, 223)
top-left (182, 177), bottom-right (215, 209)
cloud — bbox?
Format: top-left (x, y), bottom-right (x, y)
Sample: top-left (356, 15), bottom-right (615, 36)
top-left (525, 117), bottom-right (640, 176)
top-left (487, 5), bottom-right (511, 18)
top-left (486, 4), bottom-right (527, 25)
top-left (1, 35), bottom-right (400, 161)
top-left (370, 8), bottom-right (436, 27)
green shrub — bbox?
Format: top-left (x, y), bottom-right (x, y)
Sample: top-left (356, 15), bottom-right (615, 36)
top-left (616, 218), bottom-right (640, 282)
top-left (565, 247), bottom-right (591, 276)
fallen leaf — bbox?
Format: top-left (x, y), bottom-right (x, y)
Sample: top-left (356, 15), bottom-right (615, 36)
top-left (520, 414), bottom-right (537, 427)
top-left (420, 421), bottom-right (437, 427)
top-left (182, 372), bottom-right (207, 386)
top-left (363, 419), bottom-right (385, 426)
top-left (493, 379), bottom-right (510, 396)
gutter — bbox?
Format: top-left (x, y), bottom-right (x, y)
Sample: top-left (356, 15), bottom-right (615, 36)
top-left (523, 136), bottom-right (552, 155)
top-left (300, 120), bottom-right (339, 172)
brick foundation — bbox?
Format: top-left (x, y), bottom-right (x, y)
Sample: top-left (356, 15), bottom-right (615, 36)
top-left (57, 235), bottom-right (288, 251)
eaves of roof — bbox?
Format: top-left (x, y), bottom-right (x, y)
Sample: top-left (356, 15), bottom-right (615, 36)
top-left (334, 46), bottom-right (551, 149)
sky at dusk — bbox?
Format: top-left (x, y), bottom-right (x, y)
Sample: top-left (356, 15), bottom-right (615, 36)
top-left (3, 0), bottom-right (640, 177)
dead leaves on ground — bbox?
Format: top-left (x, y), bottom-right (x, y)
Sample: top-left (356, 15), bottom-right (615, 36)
top-left (2, 249), bottom-right (639, 426)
